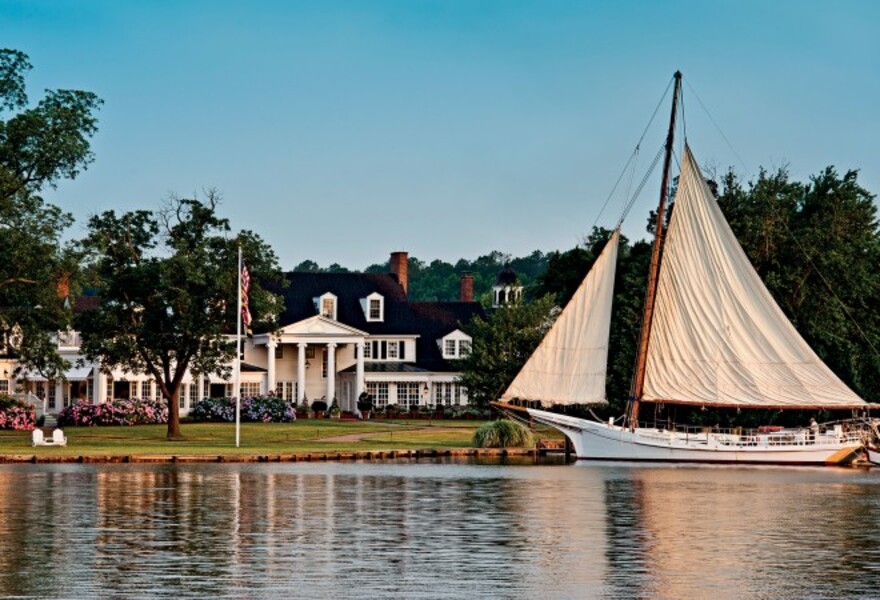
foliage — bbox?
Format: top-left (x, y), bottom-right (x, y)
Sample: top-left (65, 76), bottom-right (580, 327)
top-left (311, 400), bottom-right (328, 412)
top-left (57, 398), bottom-right (168, 427)
top-left (0, 48), bottom-right (102, 379)
top-left (189, 396), bottom-right (296, 423)
top-left (0, 395), bottom-right (36, 430)
top-left (75, 193), bottom-right (286, 439)
top-left (716, 166), bottom-right (880, 401)
top-left (458, 294), bottom-right (558, 407)
top-left (361, 250), bottom-right (550, 302)
top-left (472, 419), bottom-right (533, 448)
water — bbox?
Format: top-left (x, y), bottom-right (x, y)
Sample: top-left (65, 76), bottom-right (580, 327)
top-left (1, 459), bottom-right (879, 599)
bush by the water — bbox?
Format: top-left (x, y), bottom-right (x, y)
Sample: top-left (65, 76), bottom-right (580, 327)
top-left (58, 398), bottom-right (168, 427)
top-left (0, 395), bottom-right (36, 430)
top-left (472, 419), bottom-right (533, 448)
top-left (189, 396), bottom-right (296, 423)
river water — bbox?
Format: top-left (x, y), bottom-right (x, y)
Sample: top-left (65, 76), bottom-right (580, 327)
top-left (1, 459), bottom-right (878, 599)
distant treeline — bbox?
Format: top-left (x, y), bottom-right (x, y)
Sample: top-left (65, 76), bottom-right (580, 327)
top-left (292, 251), bottom-right (551, 303)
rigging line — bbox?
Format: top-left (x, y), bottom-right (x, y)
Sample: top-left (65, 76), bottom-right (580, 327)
top-left (590, 75), bottom-right (676, 231)
top-left (617, 145), bottom-right (665, 227)
top-left (685, 78), bottom-right (880, 364)
top-left (683, 76), bottom-right (749, 174)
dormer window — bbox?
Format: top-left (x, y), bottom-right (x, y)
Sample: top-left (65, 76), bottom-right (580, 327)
top-left (318, 293), bottom-right (337, 320)
top-left (363, 292), bottom-right (384, 322)
top-left (441, 330), bottom-right (473, 359)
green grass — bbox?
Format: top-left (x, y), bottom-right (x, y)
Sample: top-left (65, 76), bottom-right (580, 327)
top-left (0, 420), bottom-right (491, 457)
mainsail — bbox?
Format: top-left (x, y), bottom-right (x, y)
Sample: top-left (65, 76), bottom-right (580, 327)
top-left (499, 229), bottom-right (619, 406)
top-left (642, 145), bottom-right (866, 409)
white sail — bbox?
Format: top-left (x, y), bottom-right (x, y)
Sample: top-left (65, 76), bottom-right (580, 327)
top-left (642, 145), bottom-right (865, 408)
top-left (500, 230), bottom-right (619, 406)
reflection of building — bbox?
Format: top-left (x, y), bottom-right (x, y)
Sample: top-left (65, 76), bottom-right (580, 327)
top-left (7, 252), bottom-right (484, 415)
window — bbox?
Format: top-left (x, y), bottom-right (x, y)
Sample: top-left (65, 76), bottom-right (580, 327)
top-left (397, 382), bottom-right (420, 409)
top-left (0, 380), bottom-right (8, 394)
top-left (274, 344), bottom-right (284, 359)
top-left (279, 381), bottom-right (296, 401)
top-left (363, 343), bottom-right (372, 359)
top-left (369, 299), bottom-right (381, 320)
top-left (433, 382), bottom-right (465, 406)
top-left (319, 293), bottom-right (337, 320)
top-left (388, 342), bottom-right (398, 359)
top-left (367, 382), bottom-right (388, 408)
top-left (444, 339), bottom-right (456, 357)
top-left (459, 340), bottom-right (471, 357)
top-left (322, 350), bottom-right (328, 378)
top-left (179, 384), bottom-right (188, 409)
top-left (35, 381), bottom-right (46, 400)
top-left (48, 380), bottom-right (56, 410)
top-left (363, 293), bottom-right (384, 322)
top-left (305, 346), bottom-right (315, 359)
top-left (240, 382), bottom-right (261, 398)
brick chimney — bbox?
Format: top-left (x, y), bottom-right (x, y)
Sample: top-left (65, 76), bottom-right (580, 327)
top-left (390, 251), bottom-right (408, 295)
top-left (460, 272), bottom-right (474, 302)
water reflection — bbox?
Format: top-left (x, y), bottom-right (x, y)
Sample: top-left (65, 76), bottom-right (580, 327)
top-left (0, 462), bottom-right (878, 599)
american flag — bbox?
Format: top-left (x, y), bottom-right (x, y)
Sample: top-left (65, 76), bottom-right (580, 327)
top-left (241, 262), bottom-right (253, 335)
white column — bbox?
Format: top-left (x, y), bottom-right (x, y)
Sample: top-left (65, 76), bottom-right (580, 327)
top-left (297, 342), bottom-right (307, 406)
top-left (55, 379), bottom-right (65, 409)
top-left (93, 364), bottom-right (104, 404)
top-left (198, 374), bottom-right (205, 402)
top-left (267, 338), bottom-right (277, 395)
top-left (355, 341), bottom-right (365, 417)
top-left (326, 343), bottom-right (337, 406)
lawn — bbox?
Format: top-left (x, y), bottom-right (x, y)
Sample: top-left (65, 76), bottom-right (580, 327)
top-left (0, 419), bottom-right (493, 457)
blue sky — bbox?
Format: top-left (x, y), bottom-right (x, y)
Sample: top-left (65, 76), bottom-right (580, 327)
top-left (3, 0), bottom-right (878, 269)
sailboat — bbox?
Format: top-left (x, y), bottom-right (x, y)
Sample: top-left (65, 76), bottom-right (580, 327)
top-left (496, 72), bottom-right (870, 464)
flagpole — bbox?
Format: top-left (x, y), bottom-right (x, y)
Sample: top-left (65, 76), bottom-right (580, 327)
top-left (235, 244), bottom-right (242, 448)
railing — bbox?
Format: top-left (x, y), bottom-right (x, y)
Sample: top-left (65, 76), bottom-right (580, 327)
top-left (637, 418), bottom-right (869, 448)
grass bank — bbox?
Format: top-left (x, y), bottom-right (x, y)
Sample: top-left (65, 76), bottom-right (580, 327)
top-left (0, 419), bottom-right (493, 458)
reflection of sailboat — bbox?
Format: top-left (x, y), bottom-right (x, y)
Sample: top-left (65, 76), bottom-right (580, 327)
top-left (497, 72), bottom-right (868, 464)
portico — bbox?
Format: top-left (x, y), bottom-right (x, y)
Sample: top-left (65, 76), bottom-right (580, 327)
top-left (252, 316), bottom-right (367, 413)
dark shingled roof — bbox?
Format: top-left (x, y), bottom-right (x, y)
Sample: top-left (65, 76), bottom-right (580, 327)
top-left (276, 272), bottom-right (484, 372)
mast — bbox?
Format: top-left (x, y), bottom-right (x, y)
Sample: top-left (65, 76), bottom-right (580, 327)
top-left (629, 70), bottom-right (681, 428)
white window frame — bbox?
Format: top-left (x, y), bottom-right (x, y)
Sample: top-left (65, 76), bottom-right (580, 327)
top-left (364, 292), bottom-right (384, 322)
top-left (319, 293), bottom-right (338, 320)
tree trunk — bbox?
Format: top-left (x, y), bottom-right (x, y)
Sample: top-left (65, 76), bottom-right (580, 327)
top-left (166, 386), bottom-right (183, 440)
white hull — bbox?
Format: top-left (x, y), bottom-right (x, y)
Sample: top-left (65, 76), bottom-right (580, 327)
top-left (527, 408), bottom-right (862, 465)
top-left (867, 446), bottom-right (880, 465)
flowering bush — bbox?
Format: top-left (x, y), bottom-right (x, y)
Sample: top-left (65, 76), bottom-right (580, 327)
top-left (58, 397), bottom-right (168, 427)
top-left (0, 395), bottom-right (36, 430)
top-left (189, 396), bottom-right (296, 423)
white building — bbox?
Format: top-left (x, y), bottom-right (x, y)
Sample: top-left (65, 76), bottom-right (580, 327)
top-left (4, 252), bottom-right (484, 416)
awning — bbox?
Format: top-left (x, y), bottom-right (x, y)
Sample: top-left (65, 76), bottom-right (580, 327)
top-left (18, 366), bottom-right (93, 381)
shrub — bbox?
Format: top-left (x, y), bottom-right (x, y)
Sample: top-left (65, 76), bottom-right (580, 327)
top-left (58, 398), bottom-right (168, 427)
top-left (0, 395), bottom-right (36, 430)
top-left (472, 419), bottom-right (533, 448)
top-left (189, 396), bottom-right (296, 423)
top-left (311, 400), bottom-right (327, 413)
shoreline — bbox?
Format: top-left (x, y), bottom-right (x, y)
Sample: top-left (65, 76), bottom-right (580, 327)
top-left (0, 446), bottom-right (550, 464)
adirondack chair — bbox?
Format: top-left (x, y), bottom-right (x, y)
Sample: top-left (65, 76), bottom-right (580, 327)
top-left (32, 428), bottom-right (67, 447)
top-left (51, 429), bottom-right (67, 446)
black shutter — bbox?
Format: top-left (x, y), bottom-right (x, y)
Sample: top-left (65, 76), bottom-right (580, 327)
top-left (399, 341), bottom-right (405, 360)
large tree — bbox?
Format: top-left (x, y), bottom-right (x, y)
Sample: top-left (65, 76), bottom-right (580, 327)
top-left (0, 48), bottom-right (102, 378)
top-left (458, 294), bottom-right (557, 407)
top-left (76, 194), bottom-right (285, 439)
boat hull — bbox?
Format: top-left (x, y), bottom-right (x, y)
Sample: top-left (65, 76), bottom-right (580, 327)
top-left (527, 408), bottom-right (862, 465)
top-left (867, 446), bottom-right (880, 465)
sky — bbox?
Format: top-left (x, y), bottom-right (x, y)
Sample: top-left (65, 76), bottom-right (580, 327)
top-left (3, 0), bottom-right (878, 270)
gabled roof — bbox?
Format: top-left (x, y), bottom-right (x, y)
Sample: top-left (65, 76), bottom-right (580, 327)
top-left (274, 272), bottom-right (485, 372)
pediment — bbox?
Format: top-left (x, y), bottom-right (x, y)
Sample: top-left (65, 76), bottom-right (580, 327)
top-left (277, 315), bottom-right (367, 337)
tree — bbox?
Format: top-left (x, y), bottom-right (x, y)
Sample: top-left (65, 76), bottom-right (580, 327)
top-left (76, 193), bottom-right (285, 439)
top-left (457, 295), bottom-right (557, 407)
top-left (0, 48), bottom-right (102, 378)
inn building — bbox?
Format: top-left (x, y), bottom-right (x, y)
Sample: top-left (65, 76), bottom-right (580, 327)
top-left (3, 253), bottom-right (485, 416)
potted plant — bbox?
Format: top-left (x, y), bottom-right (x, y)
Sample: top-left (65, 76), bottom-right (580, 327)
top-left (357, 391), bottom-right (373, 419)
top-left (329, 399), bottom-right (341, 419)
top-left (311, 399), bottom-right (327, 418)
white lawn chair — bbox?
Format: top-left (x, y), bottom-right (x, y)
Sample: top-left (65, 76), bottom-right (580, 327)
top-left (51, 429), bottom-right (67, 446)
top-left (32, 429), bottom-right (45, 446)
